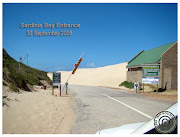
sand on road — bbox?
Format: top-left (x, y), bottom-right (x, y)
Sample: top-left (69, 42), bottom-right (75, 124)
top-left (3, 87), bottom-right (74, 134)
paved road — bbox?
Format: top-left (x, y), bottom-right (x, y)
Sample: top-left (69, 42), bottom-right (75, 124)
top-left (68, 85), bottom-right (175, 134)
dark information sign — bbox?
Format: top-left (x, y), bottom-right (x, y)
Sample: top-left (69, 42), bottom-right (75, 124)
top-left (53, 72), bottom-right (61, 84)
top-left (142, 66), bottom-right (159, 77)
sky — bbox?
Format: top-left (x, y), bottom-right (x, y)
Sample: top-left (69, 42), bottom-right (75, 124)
top-left (3, 3), bottom-right (177, 72)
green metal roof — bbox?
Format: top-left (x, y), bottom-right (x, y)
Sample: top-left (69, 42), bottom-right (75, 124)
top-left (127, 42), bottom-right (176, 68)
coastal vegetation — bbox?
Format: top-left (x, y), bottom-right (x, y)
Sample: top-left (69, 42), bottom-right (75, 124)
top-left (3, 49), bottom-right (52, 92)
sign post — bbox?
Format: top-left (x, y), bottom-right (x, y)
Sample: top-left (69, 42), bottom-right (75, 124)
top-left (53, 72), bottom-right (61, 96)
top-left (142, 66), bottom-right (159, 77)
top-left (142, 77), bottom-right (159, 84)
top-left (65, 82), bottom-right (68, 95)
top-left (60, 84), bottom-right (61, 96)
top-left (142, 65), bottom-right (159, 92)
top-left (52, 83), bottom-right (54, 95)
top-left (134, 82), bottom-right (139, 93)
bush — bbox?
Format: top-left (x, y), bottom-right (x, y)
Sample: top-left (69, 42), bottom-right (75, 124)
top-left (3, 48), bottom-right (52, 91)
top-left (9, 83), bottom-right (19, 92)
top-left (3, 81), bottom-right (7, 86)
top-left (119, 81), bottom-right (134, 89)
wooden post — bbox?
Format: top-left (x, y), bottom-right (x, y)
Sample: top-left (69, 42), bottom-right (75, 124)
top-left (19, 57), bottom-right (22, 71)
top-left (52, 74), bottom-right (54, 96)
top-left (52, 85), bottom-right (54, 95)
top-left (156, 84), bottom-right (158, 93)
top-left (19, 62), bottom-right (20, 71)
top-left (60, 84), bottom-right (61, 96)
top-left (143, 83), bottom-right (144, 92)
top-left (27, 54), bottom-right (28, 65)
top-left (66, 83), bottom-right (68, 95)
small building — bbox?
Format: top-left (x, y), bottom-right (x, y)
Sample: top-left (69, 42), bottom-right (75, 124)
top-left (126, 42), bottom-right (177, 90)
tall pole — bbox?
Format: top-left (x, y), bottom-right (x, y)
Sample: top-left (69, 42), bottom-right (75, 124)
top-left (21, 54), bottom-right (28, 65)
top-left (60, 84), bottom-right (61, 96)
top-left (27, 54), bottom-right (28, 65)
top-left (143, 83), bottom-right (144, 92)
top-left (60, 73), bottom-right (61, 96)
top-left (19, 57), bottom-right (22, 71)
top-left (19, 59), bottom-right (20, 70)
top-left (66, 83), bottom-right (68, 95)
top-left (52, 82), bottom-right (54, 95)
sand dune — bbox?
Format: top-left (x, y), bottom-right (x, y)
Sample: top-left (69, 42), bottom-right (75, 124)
top-left (48, 62), bottom-right (127, 88)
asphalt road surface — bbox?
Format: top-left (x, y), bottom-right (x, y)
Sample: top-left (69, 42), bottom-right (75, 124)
top-left (67, 85), bottom-right (175, 134)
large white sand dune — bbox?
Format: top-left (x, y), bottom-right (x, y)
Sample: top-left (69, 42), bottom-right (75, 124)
top-left (48, 62), bottom-right (127, 88)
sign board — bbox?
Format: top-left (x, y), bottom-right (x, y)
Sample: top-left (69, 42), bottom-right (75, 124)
top-left (142, 66), bottom-right (159, 77)
top-left (53, 72), bottom-right (61, 86)
top-left (142, 77), bottom-right (159, 84)
top-left (134, 82), bottom-right (139, 89)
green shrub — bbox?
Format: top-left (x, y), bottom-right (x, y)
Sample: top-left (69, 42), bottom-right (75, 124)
top-left (3, 81), bottom-right (7, 86)
top-left (9, 83), bottom-right (19, 92)
top-left (3, 48), bottom-right (52, 91)
top-left (119, 81), bottom-right (134, 89)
